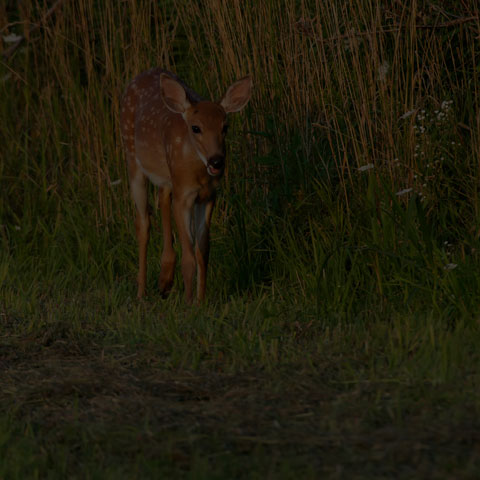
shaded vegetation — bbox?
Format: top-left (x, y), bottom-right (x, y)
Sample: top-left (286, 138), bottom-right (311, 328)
top-left (1, 0), bottom-right (480, 477)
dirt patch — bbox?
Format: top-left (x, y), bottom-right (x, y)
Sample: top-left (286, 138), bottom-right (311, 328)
top-left (2, 327), bottom-right (480, 477)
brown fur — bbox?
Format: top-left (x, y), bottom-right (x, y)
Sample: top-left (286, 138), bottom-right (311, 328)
top-left (120, 68), bottom-right (252, 303)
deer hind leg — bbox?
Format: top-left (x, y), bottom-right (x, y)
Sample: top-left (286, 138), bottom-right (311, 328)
top-left (129, 160), bottom-right (150, 298)
top-left (158, 185), bottom-right (176, 297)
top-left (194, 199), bottom-right (215, 302)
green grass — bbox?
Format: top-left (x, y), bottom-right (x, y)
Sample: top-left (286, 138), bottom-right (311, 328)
top-left (2, 0), bottom-right (480, 478)
top-left (2, 297), bottom-right (480, 478)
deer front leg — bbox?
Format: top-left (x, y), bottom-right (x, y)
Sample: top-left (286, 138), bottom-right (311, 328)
top-left (158, 186), bottom-right (176, 297)
top-left (194, 199), bottom-right (215, 302)
top-left (173, 192), bottom-right (196, 304)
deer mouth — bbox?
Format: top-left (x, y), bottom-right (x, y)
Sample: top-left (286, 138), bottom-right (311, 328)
top-left (207, 164), bottom-right (222, 177)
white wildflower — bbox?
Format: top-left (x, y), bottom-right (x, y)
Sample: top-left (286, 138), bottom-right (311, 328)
top-left (358, 163), bottom-right (374, 172)
top-left (110, 179), bottom-right (122, 186)
top-left (441, 100), bottom-right (452, 110)
top-left (400, 110), bottom-right (416, 120)
top-left (443, 263), bottom-right (457, 271)
top-left (378, 61), bottom-right (390, 81)
top-left (3, 33), bottom-right (22, 43)
top-left (395, 188), bottom-right (412, 196)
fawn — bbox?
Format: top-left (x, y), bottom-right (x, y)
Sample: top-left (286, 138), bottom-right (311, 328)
top-left (121, 69), bottom-right (252, 304)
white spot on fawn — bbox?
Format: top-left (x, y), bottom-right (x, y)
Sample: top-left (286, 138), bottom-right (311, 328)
top-left (182, 142), bottom-right (190, 157)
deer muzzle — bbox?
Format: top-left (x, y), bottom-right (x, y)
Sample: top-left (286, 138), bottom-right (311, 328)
top-left (207, 155), bottom-right (225, 176)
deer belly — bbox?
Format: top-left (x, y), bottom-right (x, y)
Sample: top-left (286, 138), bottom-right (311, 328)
top-left (135, 155), bottom-right (171, 187)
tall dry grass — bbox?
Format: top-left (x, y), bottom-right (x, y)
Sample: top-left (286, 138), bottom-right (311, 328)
top-left (1, 0), bottom-right (479, 225)
top-left (1, 0), bottom-right (480, 219)
top-left (176, 1), bottom-right (479, 190)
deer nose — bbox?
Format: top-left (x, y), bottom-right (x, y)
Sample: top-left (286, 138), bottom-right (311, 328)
top-left (208, 155), bottom-right (225, 170)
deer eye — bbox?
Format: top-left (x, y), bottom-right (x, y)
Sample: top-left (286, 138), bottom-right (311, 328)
top-left (191, 125), bottom-right (201, 134)
top-left (222, 124), bottom-right (229, 135)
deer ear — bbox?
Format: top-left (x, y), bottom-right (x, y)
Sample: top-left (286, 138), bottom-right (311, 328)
top-left (160, 74), bottom-right (191, 114)
top-left (220, 76), bottom-right (252, 113)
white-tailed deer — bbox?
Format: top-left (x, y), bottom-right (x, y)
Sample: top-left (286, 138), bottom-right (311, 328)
top-left (121, 69), bottom-right (252, 304)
